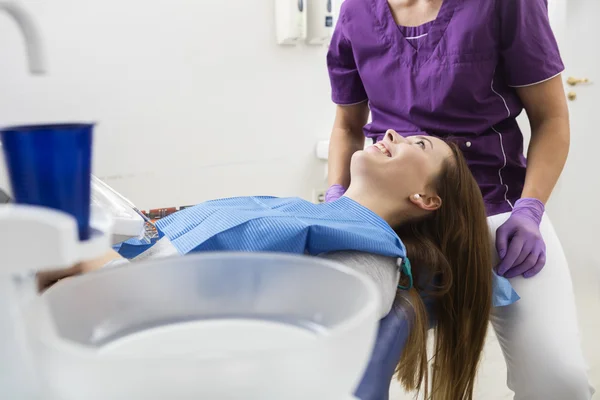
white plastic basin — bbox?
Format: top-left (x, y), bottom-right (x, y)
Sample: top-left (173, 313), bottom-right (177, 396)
top-left (24, 253), bottom-right (380, 399)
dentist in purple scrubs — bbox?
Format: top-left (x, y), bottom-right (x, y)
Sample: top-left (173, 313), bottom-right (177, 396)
top-left (326, 0), bottom-right (594, 399)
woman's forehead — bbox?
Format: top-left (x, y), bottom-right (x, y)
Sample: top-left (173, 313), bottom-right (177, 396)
top-left (420, 136), bottom-right (452, 156)
top-left (428, 135), bottom-right (449, 147)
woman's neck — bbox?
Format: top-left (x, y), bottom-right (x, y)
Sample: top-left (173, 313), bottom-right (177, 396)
top-left (388, 0), bottom-right (443, 27)
top-left (344, 186), bottom-right (408, 228)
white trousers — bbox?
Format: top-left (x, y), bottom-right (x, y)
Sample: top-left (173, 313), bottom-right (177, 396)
top-left (488, 212), bottom-right (594, 400)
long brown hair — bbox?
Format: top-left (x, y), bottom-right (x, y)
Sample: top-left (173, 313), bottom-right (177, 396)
top-left (394, 142), bottom-right (493, 399)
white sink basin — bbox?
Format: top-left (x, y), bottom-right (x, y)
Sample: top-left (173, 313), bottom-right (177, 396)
top-left (24, 253), bottom-right (380, 399)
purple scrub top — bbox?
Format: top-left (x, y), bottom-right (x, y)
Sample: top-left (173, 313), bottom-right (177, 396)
top-left (327, 0), bottom-right (564, 216)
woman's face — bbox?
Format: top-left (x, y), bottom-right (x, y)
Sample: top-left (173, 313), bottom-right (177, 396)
top-left (351, 130), bottom-right (453, 203)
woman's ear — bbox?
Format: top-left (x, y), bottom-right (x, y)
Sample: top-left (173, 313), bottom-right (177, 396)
top-left (410, 193), bottom-right (442, 211)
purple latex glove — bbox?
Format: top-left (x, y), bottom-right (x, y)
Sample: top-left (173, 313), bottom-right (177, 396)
top-left (354, 306), bottom-right (411, 400)
top-left (496, 198), bottom-right (546, 279)
top-left (325, 184), bottom-right (346, 203)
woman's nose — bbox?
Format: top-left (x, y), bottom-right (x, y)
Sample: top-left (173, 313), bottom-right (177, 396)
top-left (385, 129), bottom-right (404, 144)
top-left (385, 129), bottom-right (397, 143)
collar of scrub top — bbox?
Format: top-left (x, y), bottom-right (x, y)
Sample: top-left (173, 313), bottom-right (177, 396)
top-left (374, 0), bottom-right (457, 64)
top-left (397, 257), bottom-right (414, 290)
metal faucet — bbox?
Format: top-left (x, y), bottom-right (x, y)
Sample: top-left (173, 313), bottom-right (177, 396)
top-left (0, 1), bottom-right (46, 74)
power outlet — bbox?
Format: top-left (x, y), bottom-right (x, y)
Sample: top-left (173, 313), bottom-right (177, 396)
top-left (312, 188), bottom-right (326, 204)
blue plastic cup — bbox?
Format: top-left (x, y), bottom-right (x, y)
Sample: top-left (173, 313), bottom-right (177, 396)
top-left (0, 123), bottom-right (94, 241)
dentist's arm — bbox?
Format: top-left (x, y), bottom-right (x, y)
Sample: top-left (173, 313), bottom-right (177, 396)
top-left (517, 75), bottom-right (570, 203)
top-left (496, 75), bottom-right (570, 279)
top-left (327, 103), bottom-right (369, 189)
top-left (326, 4), bottom-right (369, 197)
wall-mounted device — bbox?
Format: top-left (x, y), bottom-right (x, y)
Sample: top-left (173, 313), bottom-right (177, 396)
top-left (307, 0), bottom-right (335, 45)
top-left (275, 0), bottom-right (307, 45)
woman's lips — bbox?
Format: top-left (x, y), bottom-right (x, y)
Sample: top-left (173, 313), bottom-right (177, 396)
top-left (374, 142), bottom-right (391, 157)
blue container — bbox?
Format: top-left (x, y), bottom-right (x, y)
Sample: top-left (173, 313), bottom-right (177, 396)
top-left (0, 123), bottom-right (94, 241)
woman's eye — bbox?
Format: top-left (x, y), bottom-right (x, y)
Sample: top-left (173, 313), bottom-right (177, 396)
top-left (416, 140), bottom-right (426, 149)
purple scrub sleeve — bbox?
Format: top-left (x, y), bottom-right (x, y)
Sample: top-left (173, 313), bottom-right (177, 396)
top-left (327, 6), bottom-right (368, 105)
top-left (498, 0), bottom-right (564, 87)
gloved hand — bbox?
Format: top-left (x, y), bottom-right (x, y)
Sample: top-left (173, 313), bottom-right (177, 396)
top-left (325, 184), bottom-right (346, 203)
top-left (496, 198), bottom-right (546, 279)
top-left (354, 306), bottom-right (411, 400)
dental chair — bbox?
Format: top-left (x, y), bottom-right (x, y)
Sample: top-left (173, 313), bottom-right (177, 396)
top-left (0, 176), bottom-right (382, 400)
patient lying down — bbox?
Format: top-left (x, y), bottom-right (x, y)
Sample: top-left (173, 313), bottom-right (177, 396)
top-left (39, 130), bottom-right (494, 400)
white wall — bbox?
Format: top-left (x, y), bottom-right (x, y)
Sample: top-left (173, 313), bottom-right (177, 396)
top-left (0, 0), bottom-right (335, 210)
top-left (2, 0), bottom-right (581, 226)
top-left (547, 0), bottom-right (600, 287)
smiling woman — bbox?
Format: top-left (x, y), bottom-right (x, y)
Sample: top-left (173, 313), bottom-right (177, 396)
top-left (347, 130), bottom-right (453, 226)
top-left (42, 130), bottom-right (503, 400)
